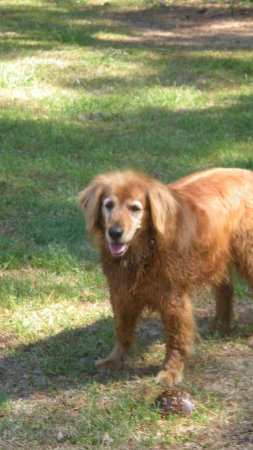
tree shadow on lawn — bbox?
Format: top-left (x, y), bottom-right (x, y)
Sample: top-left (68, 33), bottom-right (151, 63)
top-left (1, 93), bottom-right (253, 267)
top-left (57, 47), bottom-right (253, 93)
top-left (1, 1), bottom-right (252, 103)
top-left (1, 1), bottom-right (252, 60)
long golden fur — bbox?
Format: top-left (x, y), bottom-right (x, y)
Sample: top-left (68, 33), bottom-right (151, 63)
top-left (79, 168), bottom-right (253, 385)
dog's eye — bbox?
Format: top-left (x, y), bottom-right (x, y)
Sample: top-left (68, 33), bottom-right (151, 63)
top-left (105, 201), bottom-right (114, 210)
top-left (130, 204), bottom-right (141, 212)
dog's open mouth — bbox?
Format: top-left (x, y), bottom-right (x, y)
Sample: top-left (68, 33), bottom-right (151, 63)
top-left (108, 243), bottom-right (128, 256)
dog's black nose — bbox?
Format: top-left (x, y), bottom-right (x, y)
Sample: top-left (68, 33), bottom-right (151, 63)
top-left (108, 226), bottom-right (123, 241)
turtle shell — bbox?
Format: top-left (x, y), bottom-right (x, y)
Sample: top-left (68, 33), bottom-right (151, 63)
top-left (155, 388), bottom-right (195, 415)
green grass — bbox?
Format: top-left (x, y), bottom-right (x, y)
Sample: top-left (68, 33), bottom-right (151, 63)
top-left (0, 0), bottom-right (253, 447)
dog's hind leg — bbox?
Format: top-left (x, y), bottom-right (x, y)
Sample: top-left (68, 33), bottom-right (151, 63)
top-left (234, 232), bottom-right (253, 288)
top-left (214, 281), bottom-right (234, 332)
top-left (232, 231), bottom-right (253, 344)
top-left (157, 292), bottom-right (195, 386)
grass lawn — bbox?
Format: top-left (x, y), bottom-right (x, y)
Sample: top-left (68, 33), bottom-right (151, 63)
top-left (0, 0), bottom-right (253, 448)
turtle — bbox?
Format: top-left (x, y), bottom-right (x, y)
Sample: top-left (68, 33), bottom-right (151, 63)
top-left (155, 388), bottom-right (195, 416)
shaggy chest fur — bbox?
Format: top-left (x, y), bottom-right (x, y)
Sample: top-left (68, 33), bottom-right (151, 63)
top-left (100, 238), bottom-right (231, 310)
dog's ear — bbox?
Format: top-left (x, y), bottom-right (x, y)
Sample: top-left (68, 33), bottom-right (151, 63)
top-left (148, 181), bottom-right (178, 236)
top-left (79, 179), bottom-right (105, 232)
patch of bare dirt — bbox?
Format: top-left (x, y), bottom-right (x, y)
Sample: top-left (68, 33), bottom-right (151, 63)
top-left (193, 342), bottom-right (253, 448)
top-left (0, 330), bottom-right (18, 350)
top-left (106, 2), bottom-right (253, 49)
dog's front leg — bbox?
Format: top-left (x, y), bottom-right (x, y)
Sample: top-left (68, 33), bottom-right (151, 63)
top-left (95, 300), bottom-right (141, 372)
top-left (157, 292), bottom-right (195, 386)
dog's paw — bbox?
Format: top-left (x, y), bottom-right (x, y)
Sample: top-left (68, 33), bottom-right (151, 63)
top-left (211, 319), bottom-right (231, 337)
top-left (156, 362), bottom-right (184, 386)
top-left (95, 357), bottom-right (125, 372)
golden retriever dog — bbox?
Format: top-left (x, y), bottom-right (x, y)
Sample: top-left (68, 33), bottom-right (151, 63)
top-left (79, 168), bottom-right (253, 385)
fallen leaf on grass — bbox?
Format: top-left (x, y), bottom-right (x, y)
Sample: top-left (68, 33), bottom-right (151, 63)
top-left (103, 432), bottom-right (114, 445)
top-left (57, 431), bottom-right (64, 442)
top-left (247, 336), bottom-right (253, 347)
top-left (82, 288), bottom-right (89, 298)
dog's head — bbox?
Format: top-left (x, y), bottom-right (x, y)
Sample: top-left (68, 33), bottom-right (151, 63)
top-left (79, 171), bottom-right (177, 257)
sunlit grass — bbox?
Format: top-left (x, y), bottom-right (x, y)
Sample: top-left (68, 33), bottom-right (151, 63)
top-left (0, 0), bottom-right (252, 447)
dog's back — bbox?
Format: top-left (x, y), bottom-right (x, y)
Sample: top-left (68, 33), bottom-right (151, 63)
top-left (171, 168), bottom-right (253, 258)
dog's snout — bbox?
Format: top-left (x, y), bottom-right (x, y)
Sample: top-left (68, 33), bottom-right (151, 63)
top-left (108, 225), bottom-right (123, 241)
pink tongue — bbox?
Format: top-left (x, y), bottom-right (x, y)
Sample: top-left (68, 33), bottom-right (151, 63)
top-left (109, 243), bottom-right (127, 255)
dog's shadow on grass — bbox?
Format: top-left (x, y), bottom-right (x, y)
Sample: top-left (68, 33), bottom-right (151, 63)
top-left (0, 310), bottom-right (252, 406)
top-left (0, 316), bottom-right (163, 406)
